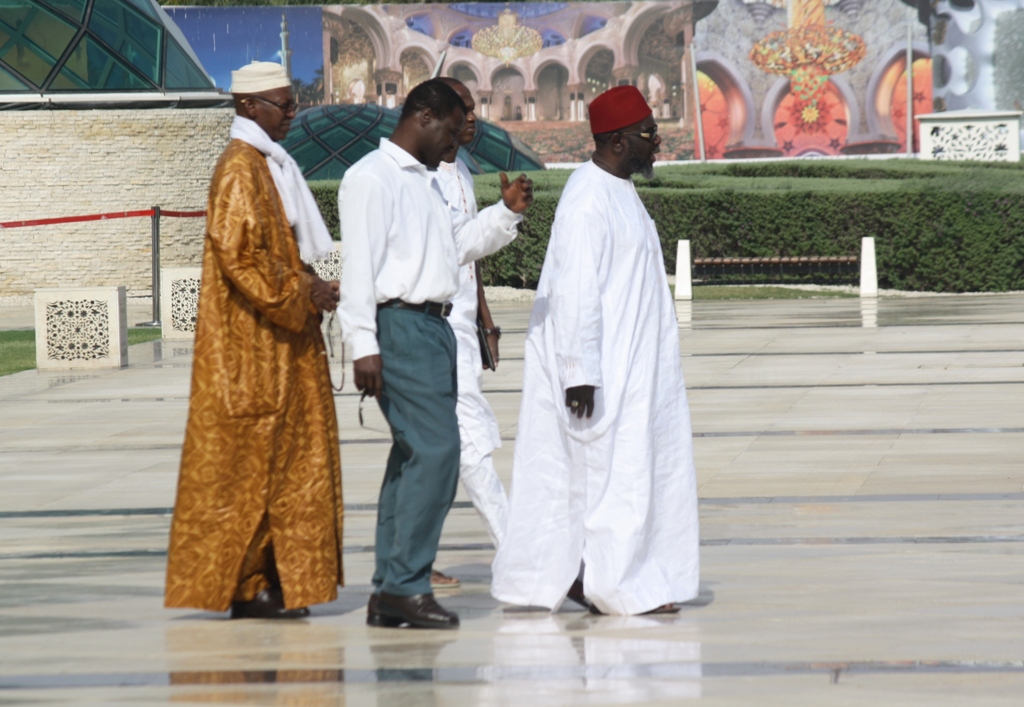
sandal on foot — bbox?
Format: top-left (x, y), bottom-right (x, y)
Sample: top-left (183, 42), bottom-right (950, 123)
top-left (430, 570), bottom-right (460, 589)
top-left (643, 603), bottom-right (680, 615)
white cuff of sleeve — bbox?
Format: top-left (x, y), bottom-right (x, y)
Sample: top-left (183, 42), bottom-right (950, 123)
top-left (559, 358), bottom-right (601, 391)
top-left (350, 331), bottom-right (380, 361)
top-left (495, 202), bottom-right (524, 229)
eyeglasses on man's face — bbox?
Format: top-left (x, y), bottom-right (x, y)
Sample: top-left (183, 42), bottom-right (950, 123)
top-left (620, 128), bottom-right (659, 143)
top-left (249, 95), bottom-right (299, 115)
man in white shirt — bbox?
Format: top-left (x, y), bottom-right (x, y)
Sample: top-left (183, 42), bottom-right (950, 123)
top-left (431, 79), bottom-right (508, 578)
top-left (491, 85), bottom-right (700, 616)
top-left (338, 80), bottom-right (532, 629)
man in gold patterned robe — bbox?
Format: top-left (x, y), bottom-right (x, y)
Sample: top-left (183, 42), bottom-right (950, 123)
top-left (165, 62), bottom-right (343, 619)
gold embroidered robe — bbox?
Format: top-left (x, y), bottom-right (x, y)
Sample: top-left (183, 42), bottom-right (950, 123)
top-left (165, 139), bottom-right (343, 611)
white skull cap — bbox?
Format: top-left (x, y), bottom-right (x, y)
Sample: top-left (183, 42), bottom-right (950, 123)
top-left (230, 61), bottom-right (290, 94)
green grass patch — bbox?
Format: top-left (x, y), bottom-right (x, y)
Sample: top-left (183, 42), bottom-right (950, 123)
top-left (0, 328), bottom-right (162, 377)
top-left (691, 286), bottom-right (858, 300)
top-left (0, 330), bottom-right (35, 377)
top-left (127, 328), bottom-right (163, 345)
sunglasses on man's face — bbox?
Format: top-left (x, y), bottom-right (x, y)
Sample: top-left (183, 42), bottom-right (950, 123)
top-left (621, 129), bottom-right (658, 143)
top-left (249, 95), bottom-right (299, 115)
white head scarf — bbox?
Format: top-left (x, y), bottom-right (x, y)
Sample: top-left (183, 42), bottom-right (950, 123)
top-left (229, 62), bottom-right (334, 262)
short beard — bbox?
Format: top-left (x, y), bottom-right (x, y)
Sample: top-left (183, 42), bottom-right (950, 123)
top-left (626, 139), bottom-right (655, 180)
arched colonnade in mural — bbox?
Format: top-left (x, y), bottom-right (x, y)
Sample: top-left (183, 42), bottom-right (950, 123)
top-left (322, 2), bottom-right (698, 123)
top-left (323, 3), bottom-right (931, 155)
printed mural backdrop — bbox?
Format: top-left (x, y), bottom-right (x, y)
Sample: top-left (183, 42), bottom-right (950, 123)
top-left (167, 0), bottom-right (933, 164)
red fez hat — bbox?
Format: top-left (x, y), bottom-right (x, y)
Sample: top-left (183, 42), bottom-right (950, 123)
top-left (589, 85), bottom-right (652, 135)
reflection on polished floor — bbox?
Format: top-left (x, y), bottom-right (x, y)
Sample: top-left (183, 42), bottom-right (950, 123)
top-left (1, 295), bottom-right (1022, 705)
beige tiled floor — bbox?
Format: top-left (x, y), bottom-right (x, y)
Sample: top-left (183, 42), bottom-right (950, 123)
top-left (0, 295), bottom-right (1022, 704)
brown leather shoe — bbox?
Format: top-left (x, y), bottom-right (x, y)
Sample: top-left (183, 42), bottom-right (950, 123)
top-left (366, 593), bottom-right (403, 628)
top-left (376, 591), bottom-right (459, 629)
top-left (230, 588), bottom-right (309, 620)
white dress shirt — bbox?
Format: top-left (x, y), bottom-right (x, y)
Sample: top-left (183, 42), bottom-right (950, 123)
top-left (338, 138), bottom-right (521, 360)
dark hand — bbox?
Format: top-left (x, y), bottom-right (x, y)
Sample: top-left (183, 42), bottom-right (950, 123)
top-left (310, 277), bottom-right (340, 313)
top-left (354, 354), bottom-right (383, 399)
top-left (486, 333), bottom-right (500, 368)
top-left (500, 172), bottom-right (533, 214)
top-left (565, 385), bottom-right (595, 419)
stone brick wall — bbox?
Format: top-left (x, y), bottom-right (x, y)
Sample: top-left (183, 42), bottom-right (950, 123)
top-left (0, 108), bottom-right (234, 297)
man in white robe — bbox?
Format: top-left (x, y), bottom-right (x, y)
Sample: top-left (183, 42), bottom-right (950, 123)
top-left (434, 79), bottom-right (508, 557)
top-left (491, 85), bottom-right (700, 616)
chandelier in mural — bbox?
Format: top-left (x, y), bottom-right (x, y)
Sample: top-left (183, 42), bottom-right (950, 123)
top-left (750, 0), bottom-right (865, 125)
top-left (472, 9), bottom-right (543, 65)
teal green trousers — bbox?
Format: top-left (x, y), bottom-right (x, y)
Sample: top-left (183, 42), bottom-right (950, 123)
top-left (373, 307), bottom-right (461, 596)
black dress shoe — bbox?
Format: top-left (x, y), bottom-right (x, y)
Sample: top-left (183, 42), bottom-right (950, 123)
top-left (566, 579), bottom-right (594, 611)
top-left (375, 591), bottom-right (459, 629)
top-left (366, 593), bottom-right (403, 628)
top-left (230, 588), bottom-right (310, 620)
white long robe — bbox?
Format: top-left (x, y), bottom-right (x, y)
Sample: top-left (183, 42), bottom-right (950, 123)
top-left (491, 161), bottom-right (700, 615)
top-left (435, 158), bottom-right (507, 544)
top-left (435, 159), bottom-right (502, 463)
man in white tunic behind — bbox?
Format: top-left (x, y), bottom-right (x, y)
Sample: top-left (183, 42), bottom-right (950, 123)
top-left (491, 85), bottom-right (700, 616)
top-left (434, 78), bottom-right (508, 555)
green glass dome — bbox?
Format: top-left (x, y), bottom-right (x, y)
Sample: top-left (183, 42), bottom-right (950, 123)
top-left (282, 103), bottom-right (545, 182)
top-left (0, 0), bottom-right (214, 93)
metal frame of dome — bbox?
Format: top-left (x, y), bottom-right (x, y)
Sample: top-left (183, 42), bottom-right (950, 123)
top-left (0, 0), bottom-right (224, 107)
top-left (283, 103), bottom-right (545, 182)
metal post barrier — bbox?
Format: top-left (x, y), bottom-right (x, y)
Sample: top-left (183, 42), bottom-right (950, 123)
top-left (138, 206), bottom-right (162, 327)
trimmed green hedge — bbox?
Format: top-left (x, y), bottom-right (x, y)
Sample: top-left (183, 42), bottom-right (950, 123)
top-left (312, 159), bottom-right (1024, 293)
top-left (310, 180), bottom-right (342, 242)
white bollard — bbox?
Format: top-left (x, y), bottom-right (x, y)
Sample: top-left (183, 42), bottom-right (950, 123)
top-left (34, 286), bottom-right (128, 370)
top-left (160, 267), bottom-right (202, 340)
top-left (859, 237), bottom-right (878, 298)
top-left (675, 240), bottom-right (692, 301)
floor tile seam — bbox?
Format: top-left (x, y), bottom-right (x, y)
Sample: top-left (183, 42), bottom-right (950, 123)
top-left (0, 659), bottom-right (1021, 690)
top-left (13, 376), bottom-right (1024, 403)
top-left (393, 350), bottom-right (1024, 368)
top-left (671, 322), bottom-right (1024, 331)
top-left (0, 372), bottom-right (119, 402)
top-left (3, 494), bottom-right (1021, 518)
top-left (701, 493), bottom-right (1024, 503)
top-left (680, 348), bottom-right (1024, 358)
top-left (858, 389), bottom-right (937, 495)
top-left (4, 535), bottom-right (1023, 561)
top-left (484, 380), bottom-right (1024, 392)
top-left (688, 380), bottom-right (1024, 390)
top-left (4, 426), bottom-right (1021, 455)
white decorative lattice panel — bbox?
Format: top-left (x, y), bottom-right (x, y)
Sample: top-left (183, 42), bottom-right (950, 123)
top-left (34, 287), bottom-right (127, 370)
top-left (309, 243), bottom-right (342, 283)
top-left (918, 110), bottom-right (1022, 162)
top-left (309, 244), bottom-right (344, 390)
top-left (160, 268), bottom-right (202, 340)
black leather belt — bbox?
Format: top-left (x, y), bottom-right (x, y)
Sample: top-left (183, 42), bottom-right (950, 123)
top-left (378, 299), bottom-right (452, 318)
